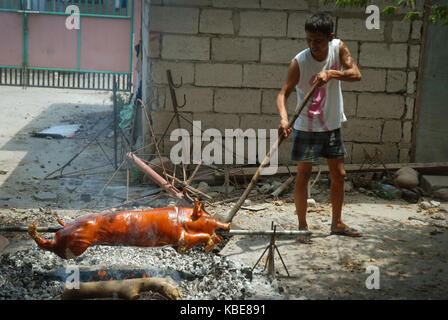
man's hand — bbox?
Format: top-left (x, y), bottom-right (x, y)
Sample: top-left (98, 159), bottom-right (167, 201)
top-left (278, 119), bottom-right (292, 138)
top-left (313, 70), bottom-right (332, 87)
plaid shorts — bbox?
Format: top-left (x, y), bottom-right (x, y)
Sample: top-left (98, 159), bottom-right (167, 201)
top-left (290, 128), bottom-right (347, 162)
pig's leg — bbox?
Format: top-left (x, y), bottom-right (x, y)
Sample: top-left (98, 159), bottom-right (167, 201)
top-left (180, 232), bottom-right (216, 253)
top-left (29, 222), bottom-right (91, 259)
top-left (28, 222), bottom-right (65, 258)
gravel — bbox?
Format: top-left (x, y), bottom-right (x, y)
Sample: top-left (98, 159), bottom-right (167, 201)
top-left (0, 238), bottom-right (282, 300)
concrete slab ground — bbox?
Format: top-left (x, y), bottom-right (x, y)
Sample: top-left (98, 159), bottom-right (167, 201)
top-left (421, 175), bottom-right (448, 192)
top-left (0, 86), bottom-right (138, 213)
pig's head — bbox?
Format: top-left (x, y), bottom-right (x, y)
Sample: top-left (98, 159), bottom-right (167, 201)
top-left (184, 198), bottom-right (230, 236)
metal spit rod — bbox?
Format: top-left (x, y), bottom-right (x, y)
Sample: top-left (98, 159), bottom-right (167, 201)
top-left (219, 229), bottom-right (312, 236)
top-left (0, 226), bottom-right (312, 236)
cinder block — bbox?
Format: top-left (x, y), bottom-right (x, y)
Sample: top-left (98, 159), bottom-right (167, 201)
top-left (163, 0), bottom-right (211, 6)
top-left (405, 97), bottom-right (415, 120)
top-left (342, 68), bottom-right (386, 92)
top-left (287, 12), bottom-right (310, 39)
top-left (409, 45), bottom-right (421, 68)
top-left (149, 33), bottom-right (161, 58)
top-left (161, 35), bottom-right (210, 61)
top-left (261, 39), bottom-right (307, 64)
top-left (407, 71), bottom-right (416, 94)
top-left (192, 112), bottom-right (240, 132)
top-left (243, 64), bottom-right (287, 89)
top-left (357, 93), bottom-right (405, 119)
top-left (200, 9), bottom-right (234, 35)
top-left (402, 121), bottom-right (413, 144)
top-left (212, 0), bottom-right (259, 8)
top-left (337, 18), bottom-right (384, 41)
top-left (214, 88), bottom-right (261, 114)
top-left (149, 86), bottom-right (167, 111)
top-left (382, 120), bottom-right (402, 143)
top-left (165, 86), bottom-right (213, 113)
top-left (151, 61), bottom-right (195, 85)
top-left (386, 70), bottom-right (407, 93)
top-left (195, 63), bottom-right (242, 87)
top-left (351, 143), bottom-right (399, 163)
top-left (343, 92), bottom-right (357, 117)
top-left (150, 6), bottom-right (199, 34)
top-left (318, 2), bottom-right (364, 13)
top-left (391, 20), bottom-right (411, 42)
top-left (343, 142), bottom-right (354, 164)
top-left (261, 0), bottom-right (308, 10)
top-left (359, 43), bottom-right (408, 68)
top-left (262, 89), bottom-right (296, 115)
top-left (240, 114), bottom-right (282, 131)
top-left (411, 20), bottom-right (423, 40)
top-left (421, 175), bottom-right (448, 192)
top-left (344, 40), bottom-right (359, 64)
top-left (399, 148), bottom-right (410, 163)
top-left (151, 111), bottom-right (193, 135)
top-left (239, 11), bottom-right (287, 37)
top-left (212, 38), bottom-right (259, 62)
top-left (341, 119), bottom-right (383, 143)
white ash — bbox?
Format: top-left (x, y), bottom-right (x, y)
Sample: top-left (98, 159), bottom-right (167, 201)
top-left (0, 241), bottom-right (281, 300)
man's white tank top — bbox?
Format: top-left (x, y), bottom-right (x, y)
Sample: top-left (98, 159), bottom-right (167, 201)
top-left (292, 38), bottom-right (346, 132)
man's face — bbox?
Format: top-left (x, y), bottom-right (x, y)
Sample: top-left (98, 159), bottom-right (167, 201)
top-left (305, 31), bottom-right (334, 61)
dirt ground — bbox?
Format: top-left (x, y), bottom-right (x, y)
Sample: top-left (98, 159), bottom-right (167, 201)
top-left (1, 86), bottom-right (447, 300)
top-left (214, 191), bottom-right (448, 300)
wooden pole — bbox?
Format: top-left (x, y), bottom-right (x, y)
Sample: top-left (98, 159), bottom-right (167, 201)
top-left (126, 152), bottom-right (191, 207)
top-left (61, 277), bottom-right (182, 300)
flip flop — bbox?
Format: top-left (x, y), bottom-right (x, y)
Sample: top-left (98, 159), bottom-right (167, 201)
top-left (330, 227), bottom-right (362, 237)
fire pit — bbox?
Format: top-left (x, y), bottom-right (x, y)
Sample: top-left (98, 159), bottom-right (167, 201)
top-left (0, 240), bottom-right (280, 300)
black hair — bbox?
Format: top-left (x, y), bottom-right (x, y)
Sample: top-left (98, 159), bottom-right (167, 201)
top-left (305, 13), bottom-right (334, 37)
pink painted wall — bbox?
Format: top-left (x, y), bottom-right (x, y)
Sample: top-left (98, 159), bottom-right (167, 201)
top-left (80, 17), bottom-right (130, 72)
top-left (0, 12), bottom-right (23, 67)
top-left (28, 14), bottom-right (78, 69)
top-left (1, 2), bottom-right (138, 77)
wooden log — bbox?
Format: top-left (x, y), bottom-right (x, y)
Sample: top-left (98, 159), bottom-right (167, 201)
top-left (61, 277), bottom-right (182, 300)
top-left (271, 176), bottom-right (295, 197)
top-left (126, 152), bottom-right (191, 207)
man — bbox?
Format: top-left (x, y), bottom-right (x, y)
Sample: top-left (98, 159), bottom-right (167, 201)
top-left (277, 13), bottom-right (362, 243)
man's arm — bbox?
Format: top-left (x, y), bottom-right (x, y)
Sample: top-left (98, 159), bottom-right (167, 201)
top-left (277, 59), bottom-right (299, 138)
top-left (314, 40), bottom-right (362, 86)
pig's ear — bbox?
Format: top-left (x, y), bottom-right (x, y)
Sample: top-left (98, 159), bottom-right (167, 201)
top-left (192, 198), bottom-right (202, 220)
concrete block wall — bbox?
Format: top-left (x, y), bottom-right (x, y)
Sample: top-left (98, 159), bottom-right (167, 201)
top-left (146, 0), bottom-right (423, 166)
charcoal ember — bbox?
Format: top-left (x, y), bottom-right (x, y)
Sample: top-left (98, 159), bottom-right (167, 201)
top-left (0, 238), bottom-right (275, 300)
